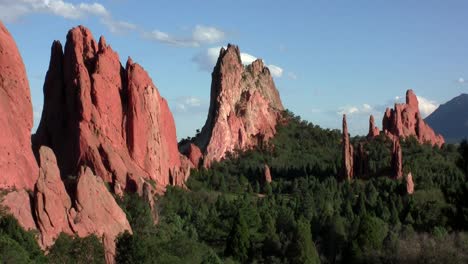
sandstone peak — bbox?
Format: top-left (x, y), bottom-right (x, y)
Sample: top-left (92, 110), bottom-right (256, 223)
top-left (34, 25), bottom-right (188, 194)
top-left (367, 114), bottom-right (380, 139)
top-left (382, 89), bottom-right (444, 147)
top-left (181, 44), bottom-right (284, 166)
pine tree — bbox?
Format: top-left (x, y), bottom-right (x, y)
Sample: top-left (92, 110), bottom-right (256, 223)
top-left (225, 211), bottom-right (250, 262)
top-left (288, 218), bottom-right (321, 264)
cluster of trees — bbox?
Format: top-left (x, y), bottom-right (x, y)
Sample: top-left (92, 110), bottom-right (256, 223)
top-left (0, 208), bottom-right (105, 263)
top-left (115, 111), bottom-right (468, 263)
top-left (1, 111), bottom-right (468, 263)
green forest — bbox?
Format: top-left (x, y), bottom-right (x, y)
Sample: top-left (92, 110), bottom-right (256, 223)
top-left (2, 110), bottom-right (468, 263)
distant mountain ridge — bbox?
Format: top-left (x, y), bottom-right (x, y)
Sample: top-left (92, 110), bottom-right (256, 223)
top-left (425, 93), bottom-right (468, 143)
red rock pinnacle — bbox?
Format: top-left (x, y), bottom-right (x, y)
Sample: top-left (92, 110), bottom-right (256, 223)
top-left (33, 25), bottom-right (188, 193)
top-left (382, 89), bottom-right (444, 147)
top-left (183, 44), bottom-right (284, 166)
top-left (341, 114), bottom-right (354, 180)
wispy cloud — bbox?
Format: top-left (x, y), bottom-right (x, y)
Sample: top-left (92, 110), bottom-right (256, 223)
top-left (143, 25), bottom-right (225, 47)
top-left (192, 46), bottom-right (284, 78)
top-left (170, 96), bottom-right (207, 114)
top-left (0, 0), bottom-right (136, 34)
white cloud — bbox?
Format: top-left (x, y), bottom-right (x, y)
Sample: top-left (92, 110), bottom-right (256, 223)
top-left (337, 104), bottom-right (374, 116)
top-left (192, 25), bottom-right (225, 44)
top-left (144, 25), bottom-right (225, 47)
top-left (416, 96), bottom-right (438, 117)
top-left (457, 77), bottom-right (465, 84)
top-left (0, 0), bottom-right (135, 34)
top-left (172, 96), bottom-right (205, 113)
top-left (192, 46), bottom-right (284, 78)
top-left (268, 64), bottom-right (283, 78)
top-left (101, 18), bottom-right (136, 34)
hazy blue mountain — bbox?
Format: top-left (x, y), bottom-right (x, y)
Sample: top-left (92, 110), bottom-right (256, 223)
top-left (425, 93), bottom-right (468, 144)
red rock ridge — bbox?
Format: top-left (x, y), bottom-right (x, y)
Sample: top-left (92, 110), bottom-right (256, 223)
top-left (0, 21), bottom-right (38, 190)
top-left (33, 25), bottom-right (188, 192)
top-left (382, 89), bottom-right (444, 147)
top-left (183, 44), bottom-right (284, 167)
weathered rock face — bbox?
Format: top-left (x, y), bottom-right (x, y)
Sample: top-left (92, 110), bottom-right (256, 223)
top-left (33, 26), bottom-right (186, 192)
top-left (34, 146), bottom-right (73, 248)
top-left (341, 115), bottom-right (354, 180)
top-left (391, 139), bottom-right (403, 179)
top-left (264, 164), bottom-right (272, 183)
top-left (367, 115), bottom-right (380, 139)
top-left (1, 190), bottom-right (36, 231)
top-left (0, 21), bottom-right (38, 190)
top-left (184, 143), bottom-right (203, 167)
top-left (184, 45), bottom-right (284, 167)
top-left (71, 166), bottom-right (132, 263)
top-left (382, 90), bottom-right (444, 147)
top-left (406, 172), bottom-right (414, 194)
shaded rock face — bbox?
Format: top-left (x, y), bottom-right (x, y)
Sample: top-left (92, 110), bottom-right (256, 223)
top-left (184, 143), bottom-right (203, 167)
top-left (391, 139), bottom-right (403, 179)
top-left (34, 26), bottom-right (186, 192)
top-left (341, 115), bottom-right (354, 180)
top-left (0, 21), bottom-right (38, 190)
top-left (185, 44), bottom-right (284, 167)
top-left (367, 115), bottom-right (380, 139)
top-left (382, 90), bottom-right (444, 147)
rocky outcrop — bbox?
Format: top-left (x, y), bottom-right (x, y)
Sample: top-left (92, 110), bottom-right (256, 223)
top-left (406, 172), bottom-right (414, 194)
top-left (264, 164), bottom-right (272, 183)
top-left (1, 190), bottom-right (36, 231)
top-left (367, 115), bottom-right (380, 139)
top-left (184, 143), bottom-right (203, 167)
top-left (71, 166), bottom-right (132, 263)
top-left (34, 146), bottom-right (73, 248)
top-left (391, 139), bottom-right (403, 179)
top-left (382, 90), bottom-right (444, 147)
top-left (182, 45), bottom-right (284, 167)
top-left (0, 21), bottom-right (38, 190)
top-left (341, 115), bottom-right (354, 180)
top-left (33, 26), bottom-right (187, 192)
top-left (33, 147), bottom-right (131, 261)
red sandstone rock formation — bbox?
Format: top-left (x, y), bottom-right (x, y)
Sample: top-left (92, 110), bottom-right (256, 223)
top-left (264, 164), bottom-right (272, 183)
top-left (182, 45), bottom-right (284, 167)
top-left (184, 143), bottom-right (203, 167)
top-left (71, 166), bottom-right (132, 263)
top-left (391, 139), bottom-right (403, 179)
top-left (34, 146), bottom-right (74, 248)
top-left (0, 21), bottom-right (38, 190)
top-left (341, 115), bottom-right (354, 180)
top-left (33, 26), bottom-right (187, 192)
top-left (367, 115), bottom-right (380, 139)
top-left (406, 172), bottom-right (414, 194)
top-left (382, 90), bottom-right (444, 147)
top-left (1, 190), bottom-right (36, 231)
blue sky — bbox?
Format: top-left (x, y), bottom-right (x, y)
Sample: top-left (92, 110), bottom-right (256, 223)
top-left (2, 0), bottom-right (468, 138)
